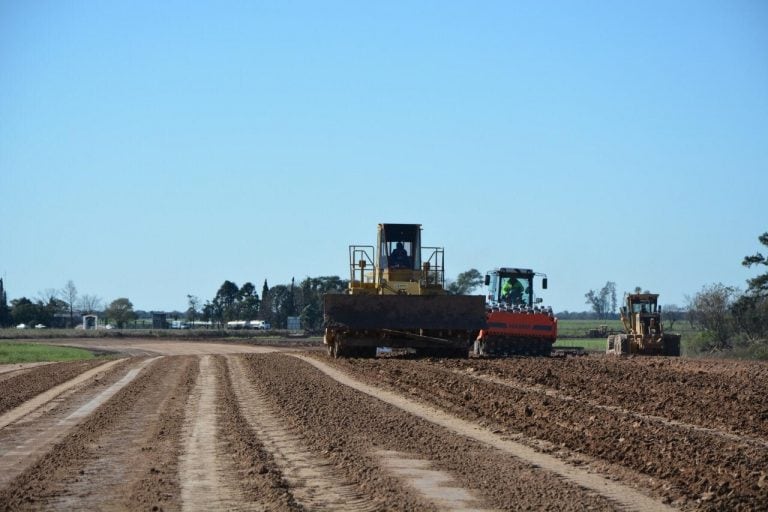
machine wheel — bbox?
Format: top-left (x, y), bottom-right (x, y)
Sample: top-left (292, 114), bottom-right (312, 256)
top-left (325, 328), bottom-right (337, 358)
top-left (662, 334), bottom-right (681, 356)
top-left (608, 334), bottom-right (628, 355)
top-left (616, 335), bottom-right (629, 355)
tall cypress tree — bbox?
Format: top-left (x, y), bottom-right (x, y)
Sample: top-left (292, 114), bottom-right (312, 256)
top-left (0, 278), bottom-right (11, 327)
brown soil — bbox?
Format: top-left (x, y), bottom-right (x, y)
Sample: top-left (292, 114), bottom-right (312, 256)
top-left (0, 359), bottom-right (109, 415)
top-left (319, 354), bottom-right (768, 511)
top-left (1, 338), bottom-right (767, 511)
top-left (240, 353), bottom-right (621, 511)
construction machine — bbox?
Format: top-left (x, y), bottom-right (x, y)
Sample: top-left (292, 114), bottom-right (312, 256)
top-left (606, 293), bottom-right (681, 356)
top-left (323, 223), bottom-right (486, 358)
top-left (473, 268), bottom-right (557, 356)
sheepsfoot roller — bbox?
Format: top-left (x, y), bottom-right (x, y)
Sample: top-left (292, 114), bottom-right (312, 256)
top-left (324, 294), bottom-right (486, 358)
top-left (474, 268), bottom-right (557, 357)
top-left (323, 223), bottom-right (486, 358)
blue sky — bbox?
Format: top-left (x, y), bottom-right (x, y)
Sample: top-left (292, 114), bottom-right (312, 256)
top-left (1, 1), bottom-right (766, 313)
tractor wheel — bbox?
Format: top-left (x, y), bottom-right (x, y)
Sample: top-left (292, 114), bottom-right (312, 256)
top-left (606, 335), bottom-right (616, 354)
top-left (325, 328), bottom-right (337, 357)
top-left (611, 335), bottom-right (628, 356)
top-left (618, 335), bottom-right (629, 355)
top-left (663, 334), bottom-right (681, 356)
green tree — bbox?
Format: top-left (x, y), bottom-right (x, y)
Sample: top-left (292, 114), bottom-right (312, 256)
top-left (300, 301), bottom-right (322, 333)
top-left (446, 269), bottom-right (483, 295)
top-left (298, 275), bottom-right (347, 331)
top-left (186, 295), bottom-right (200, 324)
top-left (661, 304), bottom-right (685, 330)
top-left (732, 232), bottom-right (768, 342)
top-left (201, 300), bottom-right (215, 324)
top-left (688, 283), bottom-right (738, 351)
top-left (585, 281), bottom-right (616, 319)
top-left (260, 279), bottom-right (273, 324)
top-left (742, 232), bottom-right (768, 296)
top-left (213, 280), bottom-right (239, 322)
top-left (105, 298), bottom-right (137, 328)
top-left (0, 278), bottom-right (11, 327)
top-left (732, 294), bottom-right (768, 343)
top-left (237, 282), bottom-right (261, 319)
top-left (267, 284), bottom-right (293, 329)
top-left (11, 298), bottom-right (48, 326)
top-left (59, 280), bottom-right (78, 328)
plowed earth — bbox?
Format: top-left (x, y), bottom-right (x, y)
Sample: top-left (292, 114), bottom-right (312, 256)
top-left (0, 338), bottom-right (766, 511)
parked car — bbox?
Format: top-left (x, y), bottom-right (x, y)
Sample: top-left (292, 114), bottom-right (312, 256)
top-left (16, 323), bottom-right (27, 329)
top-left (34, 324), bottom-right (46, 329)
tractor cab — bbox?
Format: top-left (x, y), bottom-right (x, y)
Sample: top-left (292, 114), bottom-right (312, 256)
top-left (621, 293), bottom-right (661, 339)
top-left (485, 268), bottom-right (548, 308)
top-left (378, 223), bottom-right (422, 271)
top-left (347, 223), bottom-right (445, 296)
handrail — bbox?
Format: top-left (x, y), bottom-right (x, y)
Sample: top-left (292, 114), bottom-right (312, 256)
top-left (421, 246), bottom-right (445, 287)
top-left (348, 245), bottom-right (376, 286)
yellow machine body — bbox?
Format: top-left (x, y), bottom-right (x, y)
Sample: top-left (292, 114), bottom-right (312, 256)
top-left (324, 223), bottom-right (486, 358)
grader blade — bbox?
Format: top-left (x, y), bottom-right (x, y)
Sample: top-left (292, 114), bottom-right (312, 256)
top-left (324, 294), bottom-right (486, 331)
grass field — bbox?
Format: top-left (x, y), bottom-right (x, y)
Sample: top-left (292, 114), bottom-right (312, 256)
top-left (557, 319), bottom-right (695, 338)
top-left (553, 338), bottom-right (607, 352)
top-left (555, 319), bottom-right (697, 354)
top-left (0, 342), bottom-right (95, 364)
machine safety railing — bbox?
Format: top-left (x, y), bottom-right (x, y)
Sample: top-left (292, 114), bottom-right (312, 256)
top-left (421, 246), bottom-right (445, 288)
top-left (348, 245), bottom-right (376, 288)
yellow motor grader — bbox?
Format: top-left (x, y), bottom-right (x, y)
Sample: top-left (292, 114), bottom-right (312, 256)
top-left (606, 293), bottom-right (681, 356)
top-left (323, 223), bottom-right (486, 358)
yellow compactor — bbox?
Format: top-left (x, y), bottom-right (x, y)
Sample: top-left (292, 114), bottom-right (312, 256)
top-left (324, 223), bottom-right (486, 358)
top-left (606, 293), bottom-right (681, 356)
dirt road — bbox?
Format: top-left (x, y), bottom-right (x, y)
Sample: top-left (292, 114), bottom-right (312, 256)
top-left (0, 338), bottom-right (765, 510)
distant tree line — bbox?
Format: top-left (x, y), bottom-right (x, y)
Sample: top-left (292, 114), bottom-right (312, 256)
top-left (2, 232), bottom-right (765, 355)
top-left (194, 276), bottom-right (348, 331)
top-left (0, 278), bottom-right (136, 329)
top-left (579, 232), bottom-right (768, 356)
top-left (684, 232), bottom-right (768, 355)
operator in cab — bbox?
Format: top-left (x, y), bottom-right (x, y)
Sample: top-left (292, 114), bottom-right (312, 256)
top-left (390, 241), bottom-right (410, 269)
top-left (502, 278), bottom-right (525, 304)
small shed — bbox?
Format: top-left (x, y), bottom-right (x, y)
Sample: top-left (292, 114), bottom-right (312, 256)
top-left (152, 312), bottom-right (168, 329)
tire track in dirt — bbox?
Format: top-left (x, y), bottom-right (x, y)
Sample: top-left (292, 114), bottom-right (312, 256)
top-left (375, 450), bottom-right (493, 512)
top-left (244, 354), bottom-right (620, 511)
top-left (179, 355), bottom-right (263, 512)
top-left (35, 356), bottom-right (197, 510)
top-left (294, 354), bottom-right (669, 512)
top-left (226, 354), bottom-right (378, 511)
top-left (454, 368), bottom-right (768, 450)
top-left (179, 355), bottom-right (280, 512)
top-left (0, 356), bottom-right (196, 510)
top-left (458, 356), bottom-right (768, 439)
top-left (0, 359), bottom-right (147, 490)
top-left (331, 356), bottom-right (768, 510)
top-left (0, 359), bottom-right (125, 429)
